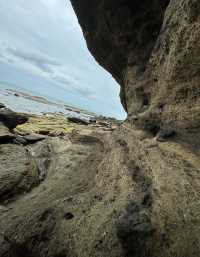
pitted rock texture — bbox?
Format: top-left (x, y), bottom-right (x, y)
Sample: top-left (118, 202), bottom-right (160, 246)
top-left (71, 0), bottom-right (169, 83)
top-left (70, 0), bottom-right (200, 256)
top-left (71, 0), bottom-right (200, 147)
top-left (1, 123), bottom-right (200, 257)
top-left (1, 0), bottom-right (200, 257)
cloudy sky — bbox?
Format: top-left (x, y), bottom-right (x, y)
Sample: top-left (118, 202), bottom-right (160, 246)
top-left (0, 0), bottom-right (126, 118)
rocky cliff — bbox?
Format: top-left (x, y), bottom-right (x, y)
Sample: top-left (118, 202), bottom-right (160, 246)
top-left (71, 0), bottom-right (200, 146)
top-left (0, 0), bottom-right (200, 257)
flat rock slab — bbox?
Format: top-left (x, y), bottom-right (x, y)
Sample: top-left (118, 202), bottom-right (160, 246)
top-left (24, 133), bottom-right (47, 143)
top-left (14, 134), bottom-right (47, 145)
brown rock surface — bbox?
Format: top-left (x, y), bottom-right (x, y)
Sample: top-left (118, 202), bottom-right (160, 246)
top-left (71, 0), bottom-right (200, 146)
top-left (0, 1), bottom-right (200, 257)
top-left (71, 0), bottom-right (200, 256)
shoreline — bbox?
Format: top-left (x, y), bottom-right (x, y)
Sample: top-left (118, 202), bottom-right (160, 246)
top-left (0, 87), bottom-right (99, 120)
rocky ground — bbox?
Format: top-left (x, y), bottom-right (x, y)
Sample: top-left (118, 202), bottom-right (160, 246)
top-left (1, 99), bottom-right (200, 257)
top-left (0, 104), bottom-right (124, 257)
top-left (1, 0), bottom-right (200, 256)
top-left (70, 0), bottom-right (200, 256)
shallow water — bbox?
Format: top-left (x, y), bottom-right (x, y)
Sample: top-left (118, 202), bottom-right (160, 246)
top-left (0, 85), bottom-right (93, 120)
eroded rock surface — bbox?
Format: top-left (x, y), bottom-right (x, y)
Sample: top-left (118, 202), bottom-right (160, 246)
top-left (0, 0), bottom-right (200, 256)
top-left (71, 0), bottom-right (200, 147)
top-left (72, 0), bottom-right (200, 256)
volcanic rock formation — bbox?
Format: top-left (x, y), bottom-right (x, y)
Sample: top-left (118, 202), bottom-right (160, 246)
top-left (71, 0), bottom-right (200, 146)
top-left (71, 0), bottom-right (200, 255)
top-left (0, 0), bottom-right (200, 257)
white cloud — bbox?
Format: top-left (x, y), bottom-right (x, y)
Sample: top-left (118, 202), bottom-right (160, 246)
top-left (0, 0), bottom-right (126, 118)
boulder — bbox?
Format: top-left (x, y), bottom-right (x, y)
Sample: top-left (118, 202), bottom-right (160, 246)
top-left (0, 108), bottom-right (28, 129)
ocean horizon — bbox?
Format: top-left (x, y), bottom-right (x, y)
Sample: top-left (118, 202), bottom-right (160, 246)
top-left (0, 81), bottom-right (126, 121)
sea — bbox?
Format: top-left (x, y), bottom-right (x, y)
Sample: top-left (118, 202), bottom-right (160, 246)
top-left (0, 81), bottom-right (94, 120)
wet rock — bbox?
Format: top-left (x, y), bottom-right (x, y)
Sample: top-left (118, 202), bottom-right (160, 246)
top-left (0, 108), bottom-right (28, 129)
top-left (68, 116), bottom-right (89, 125)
